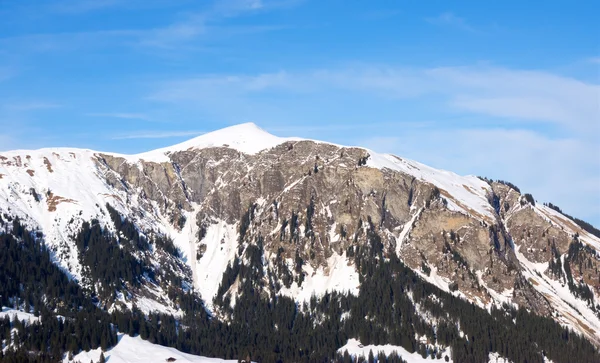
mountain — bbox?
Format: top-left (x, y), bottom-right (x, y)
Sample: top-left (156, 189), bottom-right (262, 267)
top-left (1, 122), bottom-right (599, 363)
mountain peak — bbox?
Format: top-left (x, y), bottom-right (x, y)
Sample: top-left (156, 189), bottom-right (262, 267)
top-left (137, 122), bottom-right (296, 161)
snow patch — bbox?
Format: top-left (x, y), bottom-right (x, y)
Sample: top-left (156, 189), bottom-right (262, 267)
top-left (488, 352), bottom-right (512, 363)
top-left (195, 220), bottom-right (239, 308)
top-left (513, 243), bottom-right (600, 346)
top-left (397, 208), bottom-right (422, 254)
top-left (64, 334), bottom-right (237, 363)
top-left (487, 352), bottom-right (553, 363)
top-left (0, 307), bottom-right (39, 324)
top-left (280, 252), bottom-right (360, 303)
top-left (135, 296), bottom-right (180, 316)
top-left (338, 338), bottom-right (452, 363)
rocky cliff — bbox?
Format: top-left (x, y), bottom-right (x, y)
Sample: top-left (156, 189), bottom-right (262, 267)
top-left (1, 122), bottom-right (599, 347)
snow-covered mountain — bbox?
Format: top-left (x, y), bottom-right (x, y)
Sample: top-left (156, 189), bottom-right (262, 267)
top-left (1, 122), bottom-right (600, 361)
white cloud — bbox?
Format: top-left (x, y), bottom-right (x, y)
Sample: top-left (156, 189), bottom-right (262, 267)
top-left (265, 121), bottom-right (432, 134)
top-left (0, 29), bottom-right (141, 53)
top-left (426, 12), bottom-right (476, 32)
top-left (150, 65), bottom-right (599, 131)
top-left (47, 0), bottom-right (189, 14)
top-left (111, 130), bottom-right (204, 139)
top-left (138, 0), bottom-right (296, 48)
top-left (427, 67), bottom-right (599, 130)
top-left (215, 0), bottom-right (304, 14)
top-left (0, 67), bottom-right (15, 82)
top-left (587, 57), bottom-right (600, 64)
top-left (0, 134), bottom-right (17, 152)
top-left (138, 20), bottom-right (207, 48)
top-left (0, 0), bottom-right (297, 52)
top-left (50, 0), bottom-right (122, 13)
top-left (4, 102), bottom-right (62, 111)
top-left (86, 112), bottom-right (148, 120)
top-left (360, 9), bottom-right (402, 21)
top-left (213, 0), bottom-right (264, 15)
top-left (150, 71), bottom-right (295, 101)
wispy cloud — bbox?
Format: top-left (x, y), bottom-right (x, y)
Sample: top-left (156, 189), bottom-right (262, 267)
top-left (0, 0), bottom-right (297, 52)
top-left (0, 67), bottom-right (16, 82)
top-left (266, 121), bottom-right (433, 134)
top-left (214, 0), bottom-right (305, 14)
top-left (111, 130), bottom-right (204, 139)
top-left (50, 0), bottom-right (123, 14)
top-left (138, 19), bottom-right (207, 48)
top-left (149, 71), bottom-right (296, 101)
top-left (587, 56), bottom-right (600, 64)
top-left (213, 0), bottom-right (265, 16)
top-left (87, 112), bottom-right (149, 120)
top-left (0, 134), bottom-right (17, 152)
top-left (138, 0), bottom-right (298, 48)
top-left (426, 12), bottom-right (477, 32)
top-left (4, 102), bottom-right (63, 111)
top-left (427, 66), bottom-right (599, 131)
top-left (0, 29), bottom-right (141, 53)
top-left (149, 65), bottom-right (599, 132)
top-left (360, 9), bottom-right (402, 21)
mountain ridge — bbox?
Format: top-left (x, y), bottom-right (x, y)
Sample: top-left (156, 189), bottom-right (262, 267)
top-left (1, 123), bottom-right (600, 362)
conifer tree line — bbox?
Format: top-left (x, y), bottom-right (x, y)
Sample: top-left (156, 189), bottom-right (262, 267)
top-left (1, 211), bottom-right (600, 363)
top-left (75, 204), bottom-right (187, 302)
top-left (0, 217), bottom-right (116, 363)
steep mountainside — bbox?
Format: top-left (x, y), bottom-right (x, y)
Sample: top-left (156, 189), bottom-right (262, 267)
top-left (1, 123), bottom-right (599, 362)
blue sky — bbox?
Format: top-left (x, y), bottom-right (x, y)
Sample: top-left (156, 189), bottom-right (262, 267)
top-left (0, 0), bottom-right (599, 224)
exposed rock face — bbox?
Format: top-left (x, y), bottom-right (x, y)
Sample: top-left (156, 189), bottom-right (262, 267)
top-left (99, 142), bottom-right (404, 270)
top-left (1, 123), bottom-right (599, 346)
top-left (512, 274), bottom-right (553, 316)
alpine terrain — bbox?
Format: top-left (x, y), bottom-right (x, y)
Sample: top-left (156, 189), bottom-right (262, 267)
top-left (1, 122), bottom-right (599, 363)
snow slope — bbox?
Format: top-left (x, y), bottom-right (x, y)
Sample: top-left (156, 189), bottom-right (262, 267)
top-left (194, 220), bottom-right (239, 307)
top-left (0, 307), bottom-right (39, 324)
top-left (534, 203), bottom-right (600, 251)
top-left (487, 352), bottom-right (554, 363)
top-left (136, 122), bottom-right (301, 162)
top-left (513, 242), bottom-right (600, 346)
top-left (338, 340), bottom-right (553, 363)
top-left (338, 339), bottom-right (453, 363)
top-left (0, 149), bottom-right (118, 280)
top-left (367, 153), bottom-right (495, 222)
top-left (64, 334), bottom-right (237, 363)
top-left (280, 252), bottom-right (360, 303)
